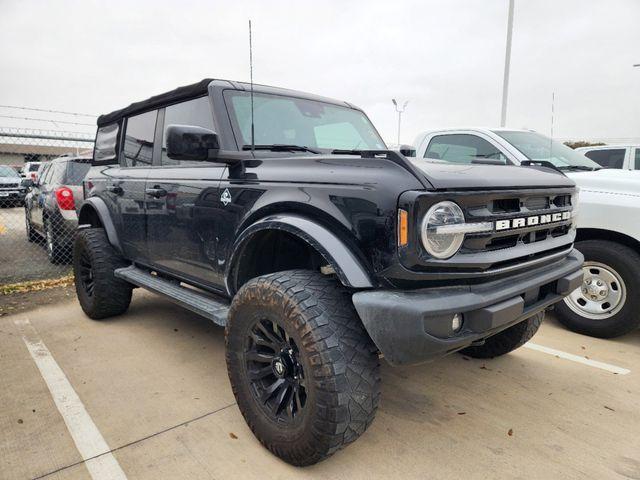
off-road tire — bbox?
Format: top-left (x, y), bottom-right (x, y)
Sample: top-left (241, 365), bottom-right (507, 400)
top-left (73, 228), bottom-right (132, 320)
top-left (225, 270), bottom-right (380, 466)
top-left (555, 240), bottom-right (640, 338)
top-left (460, 311), bottom-right (544, 359)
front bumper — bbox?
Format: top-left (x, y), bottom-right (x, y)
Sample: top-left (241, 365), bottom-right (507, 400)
top-left (0, 189), bottom-right (26, 202)
top-left (352, 249), bottom-right (584, 366)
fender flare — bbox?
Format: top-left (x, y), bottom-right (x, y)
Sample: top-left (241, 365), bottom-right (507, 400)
top-left (78, 197), bottom-right (123, 253)
top-left (226, 214), bottom-right (375, 293)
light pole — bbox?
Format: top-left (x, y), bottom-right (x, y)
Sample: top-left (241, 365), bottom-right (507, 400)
top-left (392, 99), bottom-right (408, 145)
top-left (500, 0), bottom-right (515, 127)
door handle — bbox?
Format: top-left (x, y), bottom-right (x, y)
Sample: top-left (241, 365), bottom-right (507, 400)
top-left (145, 187), bottom-right (167, 199)
top-left (106, 185), bottom-right (123, 195)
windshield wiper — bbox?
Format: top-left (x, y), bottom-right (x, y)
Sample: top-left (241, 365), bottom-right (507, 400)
top-left (242, 144), bottom-right (320, 154)
top-left (557, 165), bottom-right (599, 172)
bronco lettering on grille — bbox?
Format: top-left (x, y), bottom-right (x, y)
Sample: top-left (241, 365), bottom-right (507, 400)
top-left (495, 211), bottom-right (571, 231)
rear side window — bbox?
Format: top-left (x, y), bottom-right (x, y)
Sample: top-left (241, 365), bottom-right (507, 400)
top-left (94, 123), bottom-right (120, 163)
top-left (584, 149), bottom-right (625, 169)
top-left (122, 110), bottom-right (158, 167)
top-left (29, 163), bottom-right (41, 172)
top-left (65, 161), bottom-right (91, 185)
top-left (425, 134), bottom-right (506, 164)
top-left (49, 163), bottom-right (66, 185)
top-left (634, 148), bottom-right (640, 170)
top-left (161, 97), bottom-right (214, 165)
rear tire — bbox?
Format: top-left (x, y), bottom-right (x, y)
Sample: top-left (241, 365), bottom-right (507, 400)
top-left (225, 270), bottom-right (380, 466)
top-left (73, 228), bottom-right (132, 320)
top-left (44, 218), bottom-right (67, 264)
top-left (460, 312), bottom-right (543, 359)
top-left (555, 240), bottom-right (640, 338)
top-left (25, 209), bottom-right (38, 243)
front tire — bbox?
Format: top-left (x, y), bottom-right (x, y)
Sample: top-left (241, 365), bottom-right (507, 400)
top-left (460, 312), bottom-right (543, 359)
top-left (25, 209), bottom-right (38, 243)
top-left (73, 228), bottom-right (132, 319)
top-left (225, 270), bottom-right (380, 466)
top-left (555, 240), bottom-right (640, 338)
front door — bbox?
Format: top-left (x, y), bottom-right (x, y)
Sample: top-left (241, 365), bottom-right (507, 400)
top-left (145, 96), bottom-right (227, 290)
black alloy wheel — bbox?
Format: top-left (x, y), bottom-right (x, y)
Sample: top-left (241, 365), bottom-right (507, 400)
top-left (245, 317), bottom-right (307, 424)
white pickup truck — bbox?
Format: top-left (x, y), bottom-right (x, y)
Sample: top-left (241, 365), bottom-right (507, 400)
top-left (413, 128), bottom-right (640, 338)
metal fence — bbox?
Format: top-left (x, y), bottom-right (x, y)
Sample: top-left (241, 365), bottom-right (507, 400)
top-left (0, 127), bottom-right (94, 286)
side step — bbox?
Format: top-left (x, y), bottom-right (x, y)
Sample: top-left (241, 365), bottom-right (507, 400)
top-left (114, 266), bottom-right (229, 326)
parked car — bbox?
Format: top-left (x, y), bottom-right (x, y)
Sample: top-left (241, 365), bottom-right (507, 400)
top-left (0, 164), bottom-right (30, 207)
top-left (74, 79), bottom-right (582, 466)
top-left (25, 155), bottom-right (91, 263)
top-left (575, 144), bottom-right (640, 170)
top-left (413, 128), bottom-right (640, 338)
top-left (21, 161), bottom-right (42, 181)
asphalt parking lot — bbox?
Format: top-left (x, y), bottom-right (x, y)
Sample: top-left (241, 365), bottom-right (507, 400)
top-left (0, 206), bottom-right (70, 284)
top-left (1, 290), bottom-right (639, 480)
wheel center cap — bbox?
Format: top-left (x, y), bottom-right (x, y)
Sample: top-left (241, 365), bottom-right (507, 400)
top-left (272, 359), bottom-right (286, 378)
top-left (583, 277), bottom-right (607, 300)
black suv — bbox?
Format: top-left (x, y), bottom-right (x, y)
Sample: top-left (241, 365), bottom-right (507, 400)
top-left (74, 79), bottom-right (583, 466)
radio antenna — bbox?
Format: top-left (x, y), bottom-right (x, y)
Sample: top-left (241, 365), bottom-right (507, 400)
top-left (249, 19), bottom-right (255, 157)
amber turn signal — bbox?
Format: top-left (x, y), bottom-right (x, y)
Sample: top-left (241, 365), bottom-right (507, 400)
top-left (398, 209), bottom-right (408, 246)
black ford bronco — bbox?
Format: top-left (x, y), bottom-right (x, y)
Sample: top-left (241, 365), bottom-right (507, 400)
top-left (75, 79), bottom-right (583, 466)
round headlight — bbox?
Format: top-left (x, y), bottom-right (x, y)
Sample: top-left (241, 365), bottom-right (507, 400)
top-left (421, 201), bottom-right (465, 259)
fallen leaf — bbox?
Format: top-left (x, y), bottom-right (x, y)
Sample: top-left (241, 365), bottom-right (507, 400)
top-left (507, 428), bottom-right (513, 437)
top-left (17, 419), bottom-right (23, 424)
top-left (457, 412), bottom-right (466, 415)
top-left (229, 432), bottom-right (238, 439)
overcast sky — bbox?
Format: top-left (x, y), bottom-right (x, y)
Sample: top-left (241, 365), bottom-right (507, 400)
top-left (1, 0), bottom-right (639, 145)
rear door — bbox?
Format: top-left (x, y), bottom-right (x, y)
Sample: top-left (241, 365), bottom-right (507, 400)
top-left (30, 163), bottom-right (51, 229)
top-left (145, 96), bottom-right (227, 288)
top-left (107, 109), bottom-right (159, 262)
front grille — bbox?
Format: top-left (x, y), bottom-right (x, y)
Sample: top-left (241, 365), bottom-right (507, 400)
top-left (462, 190), bottom-right (574, 254)
top-left (0, 183), bottom-right (19, 189)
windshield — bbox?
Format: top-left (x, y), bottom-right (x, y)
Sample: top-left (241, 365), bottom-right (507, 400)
top-left (224, 91), bottom-right (385, 152)
top-left (0, 166), bottom-right (19, 177)
top-left (494, 131), bottom-right (601, 170)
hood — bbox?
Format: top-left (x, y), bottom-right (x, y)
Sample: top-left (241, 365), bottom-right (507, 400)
top-left (409, 159), bottom-right (575, 190)
top-left (0, 176), bottom-right (20, 185)
top-left (566, 169), bottom-right (640, 197)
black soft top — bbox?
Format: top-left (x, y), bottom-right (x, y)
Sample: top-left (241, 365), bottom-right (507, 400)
top-left (97, 78), bottom-right (357, 128)
top-left (97, 78), bottom-right (213, 127)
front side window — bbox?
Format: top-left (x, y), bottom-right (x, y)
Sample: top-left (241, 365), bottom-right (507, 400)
top-left (635, 148), bottom-right (640, 170)
top-left (161, 96), bottom-right (215, 165)
top-left (424, 134), bottom-right (507, 164)
top-left (584, 149), bottom-right (626, 169)
top-left (224, 91), bottom-right (385, 152)
top-left (122, 110), bottom-right (158, 167)
top-left (494, 131), bottom-right (600, 171)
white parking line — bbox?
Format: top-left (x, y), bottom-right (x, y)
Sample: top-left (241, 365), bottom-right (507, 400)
top-left (14, 318), bottom-right (128, 480)
top-left (524, 342), bottom-right (631, 375)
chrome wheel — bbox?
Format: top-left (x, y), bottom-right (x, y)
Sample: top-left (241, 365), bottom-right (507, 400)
top-left (564, 261), bottom-right (626, 320)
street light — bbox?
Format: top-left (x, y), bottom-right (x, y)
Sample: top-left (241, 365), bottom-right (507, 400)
top-left (392, 99), bottom-right (409, 146)
top-left (500, 0), bottom-right (515, 127)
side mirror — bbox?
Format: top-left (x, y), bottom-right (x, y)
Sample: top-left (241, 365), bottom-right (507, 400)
top-left (398, 145), bottom-right (416, 157)
top-left (166, 124), bottom-right (221, 161)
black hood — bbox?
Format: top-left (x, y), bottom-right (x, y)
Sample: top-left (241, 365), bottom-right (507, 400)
top-left (409, 160), bottom-right (575, 190)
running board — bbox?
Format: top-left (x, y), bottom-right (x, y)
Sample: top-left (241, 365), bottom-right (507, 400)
top-left (114, 266), bottom-right (229, 326)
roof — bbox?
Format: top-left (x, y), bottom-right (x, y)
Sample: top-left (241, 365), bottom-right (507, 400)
top-left (97, 78), bottom-right (214, 127)
top-left (97, 78), bottom-right (357, 127)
